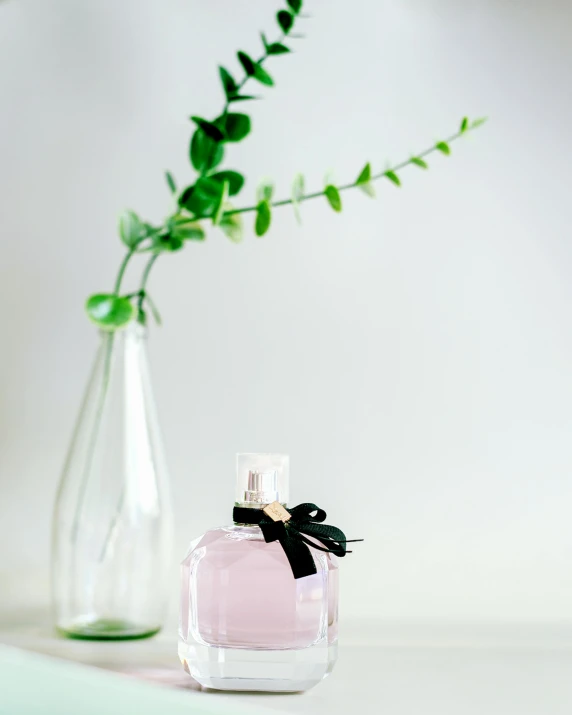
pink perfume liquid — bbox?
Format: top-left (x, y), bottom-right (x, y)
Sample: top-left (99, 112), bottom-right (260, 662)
top-left (182, 526), bottom-right (338, 649)
top-left (179, 526), bottom-right (338, 691)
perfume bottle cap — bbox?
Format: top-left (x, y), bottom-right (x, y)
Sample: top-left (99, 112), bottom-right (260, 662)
top-left (236, 453), bottom-right (289, 508)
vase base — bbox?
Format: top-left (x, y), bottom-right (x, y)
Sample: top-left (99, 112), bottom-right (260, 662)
top-left (57, 619), bottom-right (161, 641)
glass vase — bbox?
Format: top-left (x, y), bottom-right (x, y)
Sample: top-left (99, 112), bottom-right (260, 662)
top-left (51, 322), bottom-right (173, 640)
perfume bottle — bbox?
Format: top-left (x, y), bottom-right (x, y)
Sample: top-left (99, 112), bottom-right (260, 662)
top-left (179, 453), bottom-right (339, 692)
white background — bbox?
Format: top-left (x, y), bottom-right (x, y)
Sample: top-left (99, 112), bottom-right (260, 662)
top-left (0, 0), bottom-right (571, 626)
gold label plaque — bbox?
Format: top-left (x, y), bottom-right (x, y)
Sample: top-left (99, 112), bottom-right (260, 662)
top-left (263, 501), bottom-right (291, 523)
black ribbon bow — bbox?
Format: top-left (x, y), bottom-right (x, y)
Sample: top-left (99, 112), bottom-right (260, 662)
top-left (232, 502), bottom-right (361, 579)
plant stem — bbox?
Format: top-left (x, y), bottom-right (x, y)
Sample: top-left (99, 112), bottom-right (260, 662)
top-left (113, 248), bottom-right (135, 294)
top-left (137, 253), bottom-right (160, 313)
top-left (222, 33), bottom-right (286, 114)
top-left (141, 253), bottom-right (159, 291)
top-left (224, 128), bottom-right (474, 217)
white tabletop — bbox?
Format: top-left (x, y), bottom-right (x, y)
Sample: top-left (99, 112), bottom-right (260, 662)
top-left (1, 613), bottom-right (571, 715)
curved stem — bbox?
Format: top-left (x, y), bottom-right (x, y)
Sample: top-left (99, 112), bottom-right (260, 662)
top-left (113, 249), bottom-right (135, 294)
top-left (141, 253), bottom-right (159, 293)
top-left (137, 253), bottom-right (160, 313)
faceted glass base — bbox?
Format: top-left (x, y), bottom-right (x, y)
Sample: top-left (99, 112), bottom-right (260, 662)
top-left (57, 618), bottom-right (160, 641)
top-left (179, 640), bottom-right (337, 692)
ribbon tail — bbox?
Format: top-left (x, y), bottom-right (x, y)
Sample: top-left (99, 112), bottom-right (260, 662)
top-left (294, 532), bottom-right (345, 556)
top-left (296, 523), bottom-right (350, 557)
top-left (280, 534), bottom-right (317, 579)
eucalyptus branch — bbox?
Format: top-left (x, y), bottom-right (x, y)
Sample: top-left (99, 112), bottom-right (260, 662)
top-left (222, 122), bottom-right (484, 218)
top-left (222, 32), bottom-right (287, 115)
top-left (84, 0), bottom-right (486, 332)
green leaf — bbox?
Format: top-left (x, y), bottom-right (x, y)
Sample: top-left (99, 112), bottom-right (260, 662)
top-left (179, 185), bottom-right (194, 210)
top-left (85, 294), bottom-right (135, 330)
top-left (292, 172), bottom-right (305, 202)
top-left (190, 116), bottom-right (225, 142)
top-left (256, 180), bottom-right (274, 203)
top-left (436, 141), bottom-right (451, 156)
top-left (267, 42), bottom-right (291, 55)
top-left (165, 171), bottom-right (177, 195)
top-left (190, 128), bottom-right (224, 173)
top-left (287, 0), bottom-right (303, 13)
top-left (212, 180), bottom-right (229, 226)
top-left (471, 117), bottom-right (488, 128)
top-left (195, 177), bottom-right (224, 201)
top-left (209, 170), bottom-right (245, 196)
top-left (215, 113), bottom-right (251, 142)
top-left (253, 63), bottom-right (274, 86)
top-left (385, 170), bottom-right (401, 186)
top-left (355, 163), bottom-right (375, 197)
top-left (291, 173), bottom-right (305, 223)
top-left (118, 210), bottom-right (144, 248)
top-left (255, 200), bottom-right (272, 236)
top-left (359, 182), bottom-right (376, 198)
top-left (219, 207), bottom-right (243, 243)
top-left (180, 177), bottom-right (223, 217)
top-left (411, 157), bottom-right (428, 169)
top-left (237, 51), bottom-right (256, 76)
top-left (324, 185), bottom-right (342, 212)
top-left (355, 162), bottom-right (371, 185)
top-left (228, 94), bottom-right (259, 103)
top-left (154, 233), bottom-right (184, 252)
top-left (192, 177), bottom-right (224, 216)
top-left (170, 218), bottom-right (205, 241)
top-left (219, 66), bottom-right (238, 99)
top-left (277, 9), bottom-right (294, 33)
top-left (460, 116), bottom-right (469, 134)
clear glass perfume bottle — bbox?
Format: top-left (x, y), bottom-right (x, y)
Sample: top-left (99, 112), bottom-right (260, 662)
top-left (179, 454), bottom-right (338, 692)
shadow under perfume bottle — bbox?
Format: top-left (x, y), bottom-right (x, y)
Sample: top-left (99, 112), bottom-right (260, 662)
top-left (179, 454), bottom-right (339, 692)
